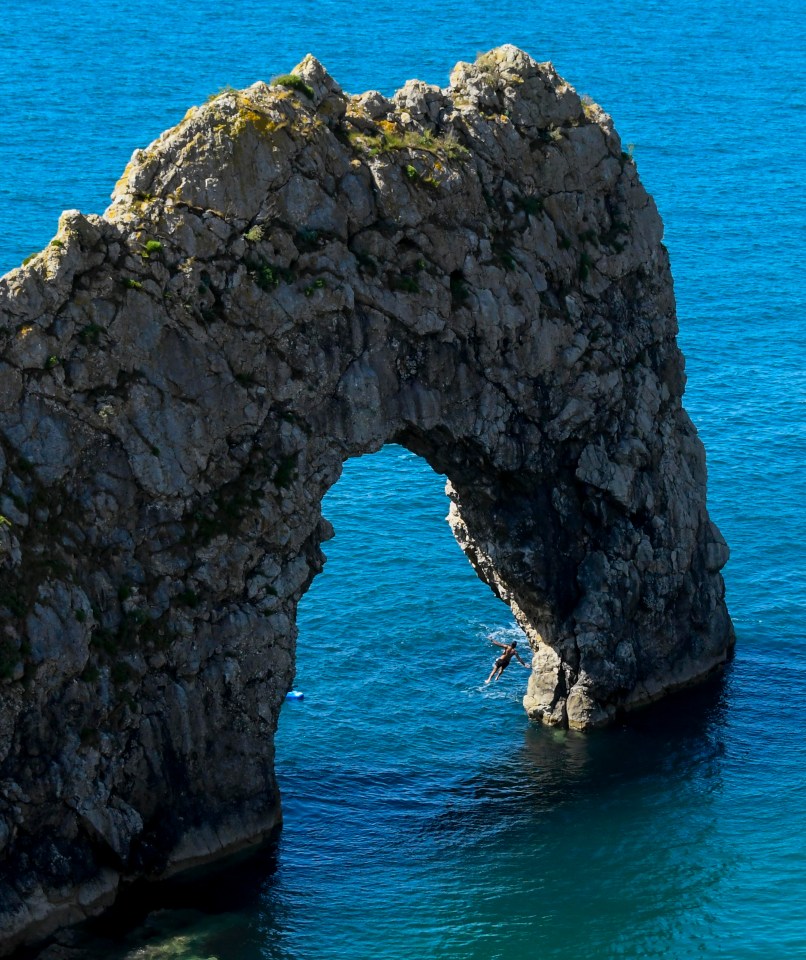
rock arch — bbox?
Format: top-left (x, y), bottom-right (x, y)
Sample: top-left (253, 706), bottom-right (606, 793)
top-left (0, 47), bottom-right (732, 950)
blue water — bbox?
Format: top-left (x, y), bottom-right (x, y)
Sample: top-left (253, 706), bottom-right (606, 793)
top-left (3, 1), bottom-right (805, 958)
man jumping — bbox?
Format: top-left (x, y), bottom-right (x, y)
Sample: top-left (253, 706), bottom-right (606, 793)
top-left (485, 639), bottom-right (530, 683)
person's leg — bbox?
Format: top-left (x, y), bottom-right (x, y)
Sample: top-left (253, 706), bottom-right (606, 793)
top-left (485, 664), bottom-right (497, 683)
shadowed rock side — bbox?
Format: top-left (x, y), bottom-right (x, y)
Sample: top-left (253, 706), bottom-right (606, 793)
top-left (0, 46), bottom-right (732, 951)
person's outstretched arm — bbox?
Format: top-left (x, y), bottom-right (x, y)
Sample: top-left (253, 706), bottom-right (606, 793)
top-left (514, 651), bottom-right (529, 667)
top-left (491, 640), bottom-right (507, 649)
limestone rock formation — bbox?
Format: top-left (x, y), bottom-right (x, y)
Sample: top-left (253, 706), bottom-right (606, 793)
top-left (0, 46), bottom-right (732, 952)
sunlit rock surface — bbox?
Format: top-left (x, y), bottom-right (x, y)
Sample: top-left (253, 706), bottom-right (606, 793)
top-left (0, 46), bottom-right (732, 952)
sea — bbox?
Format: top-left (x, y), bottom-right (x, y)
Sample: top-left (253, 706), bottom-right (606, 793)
top-left (1, 1), bottom-right (805, 957)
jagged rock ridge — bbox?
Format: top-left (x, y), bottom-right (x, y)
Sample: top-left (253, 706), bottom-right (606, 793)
top-left (0, 47), bottom-right (732, 952)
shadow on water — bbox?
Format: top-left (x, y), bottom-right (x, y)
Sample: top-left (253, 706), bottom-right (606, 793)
top-left (429, 668), bottom-right (731, 841)
top-left (400, 670), bottom-right (739, 960)
top-left (22, 844), bottom-right (282, 960)
top-left (25, 670), bottom-right (734, 960)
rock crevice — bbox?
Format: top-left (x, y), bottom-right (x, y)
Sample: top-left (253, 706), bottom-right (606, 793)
top-left (0, 46), bottom-right (732, 952)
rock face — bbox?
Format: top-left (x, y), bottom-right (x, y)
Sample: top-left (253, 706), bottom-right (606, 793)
top-left (0, 47), bottom-right (732, 951)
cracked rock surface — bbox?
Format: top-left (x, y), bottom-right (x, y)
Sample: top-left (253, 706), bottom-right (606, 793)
top-left (0, 46), bottom-right (732, 952)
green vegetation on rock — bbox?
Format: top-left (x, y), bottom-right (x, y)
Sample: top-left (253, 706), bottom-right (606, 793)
top-left (271, 73), bottom-right (315, 100)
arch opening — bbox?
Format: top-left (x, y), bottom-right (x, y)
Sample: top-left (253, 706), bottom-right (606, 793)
top-left (284, 443), bottom-right (528, 722)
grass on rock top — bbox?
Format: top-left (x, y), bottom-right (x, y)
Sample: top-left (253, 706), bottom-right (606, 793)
top-left (346, 122), bottom-right (468, 161)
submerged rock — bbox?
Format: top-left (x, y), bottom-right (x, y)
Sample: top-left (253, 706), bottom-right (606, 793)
top-left (0, 45), bottom-right (732, 952)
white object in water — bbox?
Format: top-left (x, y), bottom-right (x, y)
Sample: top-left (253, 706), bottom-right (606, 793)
top-left (285, 690), bottom-right (304, 700)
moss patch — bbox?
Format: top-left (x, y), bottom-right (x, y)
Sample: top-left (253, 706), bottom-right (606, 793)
top-left (271, 74), bottom-right (315, 100)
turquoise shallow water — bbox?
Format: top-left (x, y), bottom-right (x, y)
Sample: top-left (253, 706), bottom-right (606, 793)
top-left (2, 1), bottom-right (805, 957)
